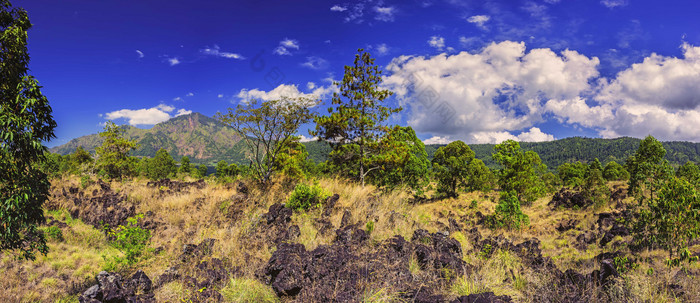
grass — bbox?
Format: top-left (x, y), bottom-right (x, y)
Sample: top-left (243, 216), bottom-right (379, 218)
top-left (2, 175), bottom-right (698, 302)
top-left (219, 278), bottom-right (278, 303)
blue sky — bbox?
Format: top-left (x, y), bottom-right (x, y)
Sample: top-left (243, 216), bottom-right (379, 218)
top-left (15, 0), bottom-right (700, 146)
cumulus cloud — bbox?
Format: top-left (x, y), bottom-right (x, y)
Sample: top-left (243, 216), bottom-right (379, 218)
top-left (236, 83), bottom-right (337, 103)
top-left (374, 6), bottom-right (396, 22)
top-left (466, 15), bottom-right (490, 29)
top-left (186, 92), bottom-right (194, 97)
top-left (423, 136), bottom-right (451, 144)
top-left (104, 104), bottom-right (191, 126)
top-left (274, 38), bottom-right (300, 56)
top-left (428, 36), bottom-right (445, 50)
top-left (217, 94), bottom-right (224, 98)
top-left (384, 41), bottom-right (600, 143)
top-left (299, 135), bottom-right (318, 142)
top-left (135, 50), bottom-right (144, 58)
top-left (301, 56), bottom-right (329, 70)
top-left (200, 45), bottom-right (244, 59)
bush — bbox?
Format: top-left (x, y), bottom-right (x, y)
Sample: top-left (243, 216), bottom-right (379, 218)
top-left (286, 183), bottom-right (330, 211)
top-left (486, 191), bottom-right (529, 230)
top-left (80, 174), bottom-right (92, 189)
top-left (107, 214), bottom-right (151, 263)
top-left (43, 226), bottom-right (63, 242)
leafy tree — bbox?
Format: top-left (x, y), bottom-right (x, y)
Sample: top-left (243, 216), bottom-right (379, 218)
top-left (70, 146), bottom-right (93, 174)
top-left (493, 140), bottom-right (546, 205)
top-left (431, 141), bottom-right (475, 198)
top-left (487, 191), bottom-right (529, 230)
top-left (541, 172), bottom-right (561, 193)
top-left (179, 156), bottom-right (191, 174)
top-left (633, 176), bottom-right (700, 265)
top-left (627, 135), bottom-right (671, 203)
top-left (467, 158), bottom-right (497, 192)
top-left (370, 126), bottom-right (429, 194)
top-left (95, 121), bottom-right (138, 179)
top-left (272, 136), bottom-right (309, 181)
top-left (144, 148), bottom-right (176, 180)
top-left (603, 161), bottom-right (629, 181)
top-left (216, 160), bottom-right (229, 178)
top-left (557, 161), bottom-right (587, 188)
top-left (0, 0), bottom-right (57, 259)
top-left (217, 97), bottom-right (316, 185)
top-left (194, 164), bottom-right (207, 179)
top-left (676, 161), bottom-right (700, 186)
top-left (582, 158), bottom-right (610, 207)
top-left (312, 48), bottom-right (400, 187)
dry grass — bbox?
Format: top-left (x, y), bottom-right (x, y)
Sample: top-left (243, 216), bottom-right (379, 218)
top-left (1, 176), bottom-right (698, 302)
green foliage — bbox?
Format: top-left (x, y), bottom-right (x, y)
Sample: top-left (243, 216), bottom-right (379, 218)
top-left (493, 140), bottom-right (546, 205)
top-left (193, 164), bottom-right (208, 178)
top-left (95, 121), bottom-right (138, 180)
top-left (42, 225), bottom-right (63, 242)
top-left (603, 160), bottom-right (629, 181)
top-left (0, 1), bottom-right (57, 260)
top-left (371, 126), bottom-right (429, 195)
top-left (557, 161), bottom-right (587, 188)
top-left (142, 148), bottom-right (177, 180)
top-left (582, 158), bottom-right (610, 207)
top-left (613, 256), bottom-right (639, 274)
top-left (633, 177), bottom-right (700, 265)
top-left (432, 141), bottom-right (474, 198)
top-left (286, 183), bottom-right (330, 211)
top-left (216, 160), bottom-right (238, 178)
top-left (627, 135), bottom-right (670, 202)
top-left (80, 174), bottom-right (92, 189)
top-left (676, 161), bottom-right (700, 186)
top-left (365, 221), bottom-right (375, 235)
top-left (107, 214), bottom-right (151, 264)
top-left (486, 191), bottom-right (530, 230)
top-left (179, 156), bottom-right (191, 174)
top-left (272, 136), bottom-right (308, 181)
top-left (312, 48), bottom-right (401, 186)
top-left (217, 98), bottom-right (316, 185)
top-left (541, 172), bottom-right (561, 193)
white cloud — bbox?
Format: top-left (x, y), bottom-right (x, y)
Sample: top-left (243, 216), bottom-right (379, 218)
top-left (423, 136), bottom-right (451, 144)
top-left (384, 41), bottom-right (600, 143)
top-left (299, 135), bottom-right (318, 142)
top-left (306, 82), bottom-right (317, 90)
top-left (167, 57), bottom-right (180, 66)
top-left (173, 97), bottom-right (182, 102)
top-left (186, 92), bottom-right (194, 97)
top-left (376, 43), bottom-right (389, 56)
top-left (600, 0), bottom-right (628, 8)
top-left (135, 50), bottom-right (144, 58)
top-left (428, 36), bottom-right (445, 50)
top-left (330, 5), bottom-right (347, 12)
top-left (175, 109), bottom-right (192, 117)
top-left (301, 56), bottom-right (329, 70)
top-left (200, 45), bottom-right (244, 60)
top-left (217, 94), bottom-right (224, 98)
top-left (374, 6), bottom-right (396, 22)
top-left (274, 38), bottom-right (300, 56)
top-left (466, 15), bottom-right (490, 29)
top-left (104, 104), bottom-right (191, 126)
top-left (237, 83), bottom-right (337, 103)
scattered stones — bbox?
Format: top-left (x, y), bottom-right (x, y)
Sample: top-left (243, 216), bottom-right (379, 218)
top-left (452, 292), bottom-right (513, 303)
top-left (146, 178), bottom-right (206, 194)
top-left (549, 188), bottom-right (592, 209)
top-left (79, 271), bottom-right (155, 303)
top-left (556, 219), bottom-right (579, 232)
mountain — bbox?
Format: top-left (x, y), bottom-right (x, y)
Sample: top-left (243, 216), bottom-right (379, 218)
top-left (52, 113), bottom-right (700, 168)
top-left (51, 113), bottom-right (246, 164)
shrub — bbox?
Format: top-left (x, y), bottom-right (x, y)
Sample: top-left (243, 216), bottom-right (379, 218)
top-left (107, 214), bottom-right (151, 263)
top-left (486, 191), bottom-right (529, 230)
top-left (286, 183), bottom-right (330, 211)
top-left (80, 174), bottom-right (92, 189)
top-left (43, 226), bottom-right (63, 242)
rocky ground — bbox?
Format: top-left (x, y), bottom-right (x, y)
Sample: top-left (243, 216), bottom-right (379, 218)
top-left (1, 177), bottom-right (698, 302)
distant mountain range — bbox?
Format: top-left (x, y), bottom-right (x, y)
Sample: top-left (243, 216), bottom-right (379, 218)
top-left (51, 112), bottom-right (700, 168)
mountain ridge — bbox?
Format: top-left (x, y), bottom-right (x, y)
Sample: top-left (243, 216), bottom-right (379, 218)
top-left (51, 113), bottom-right (700, 168)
